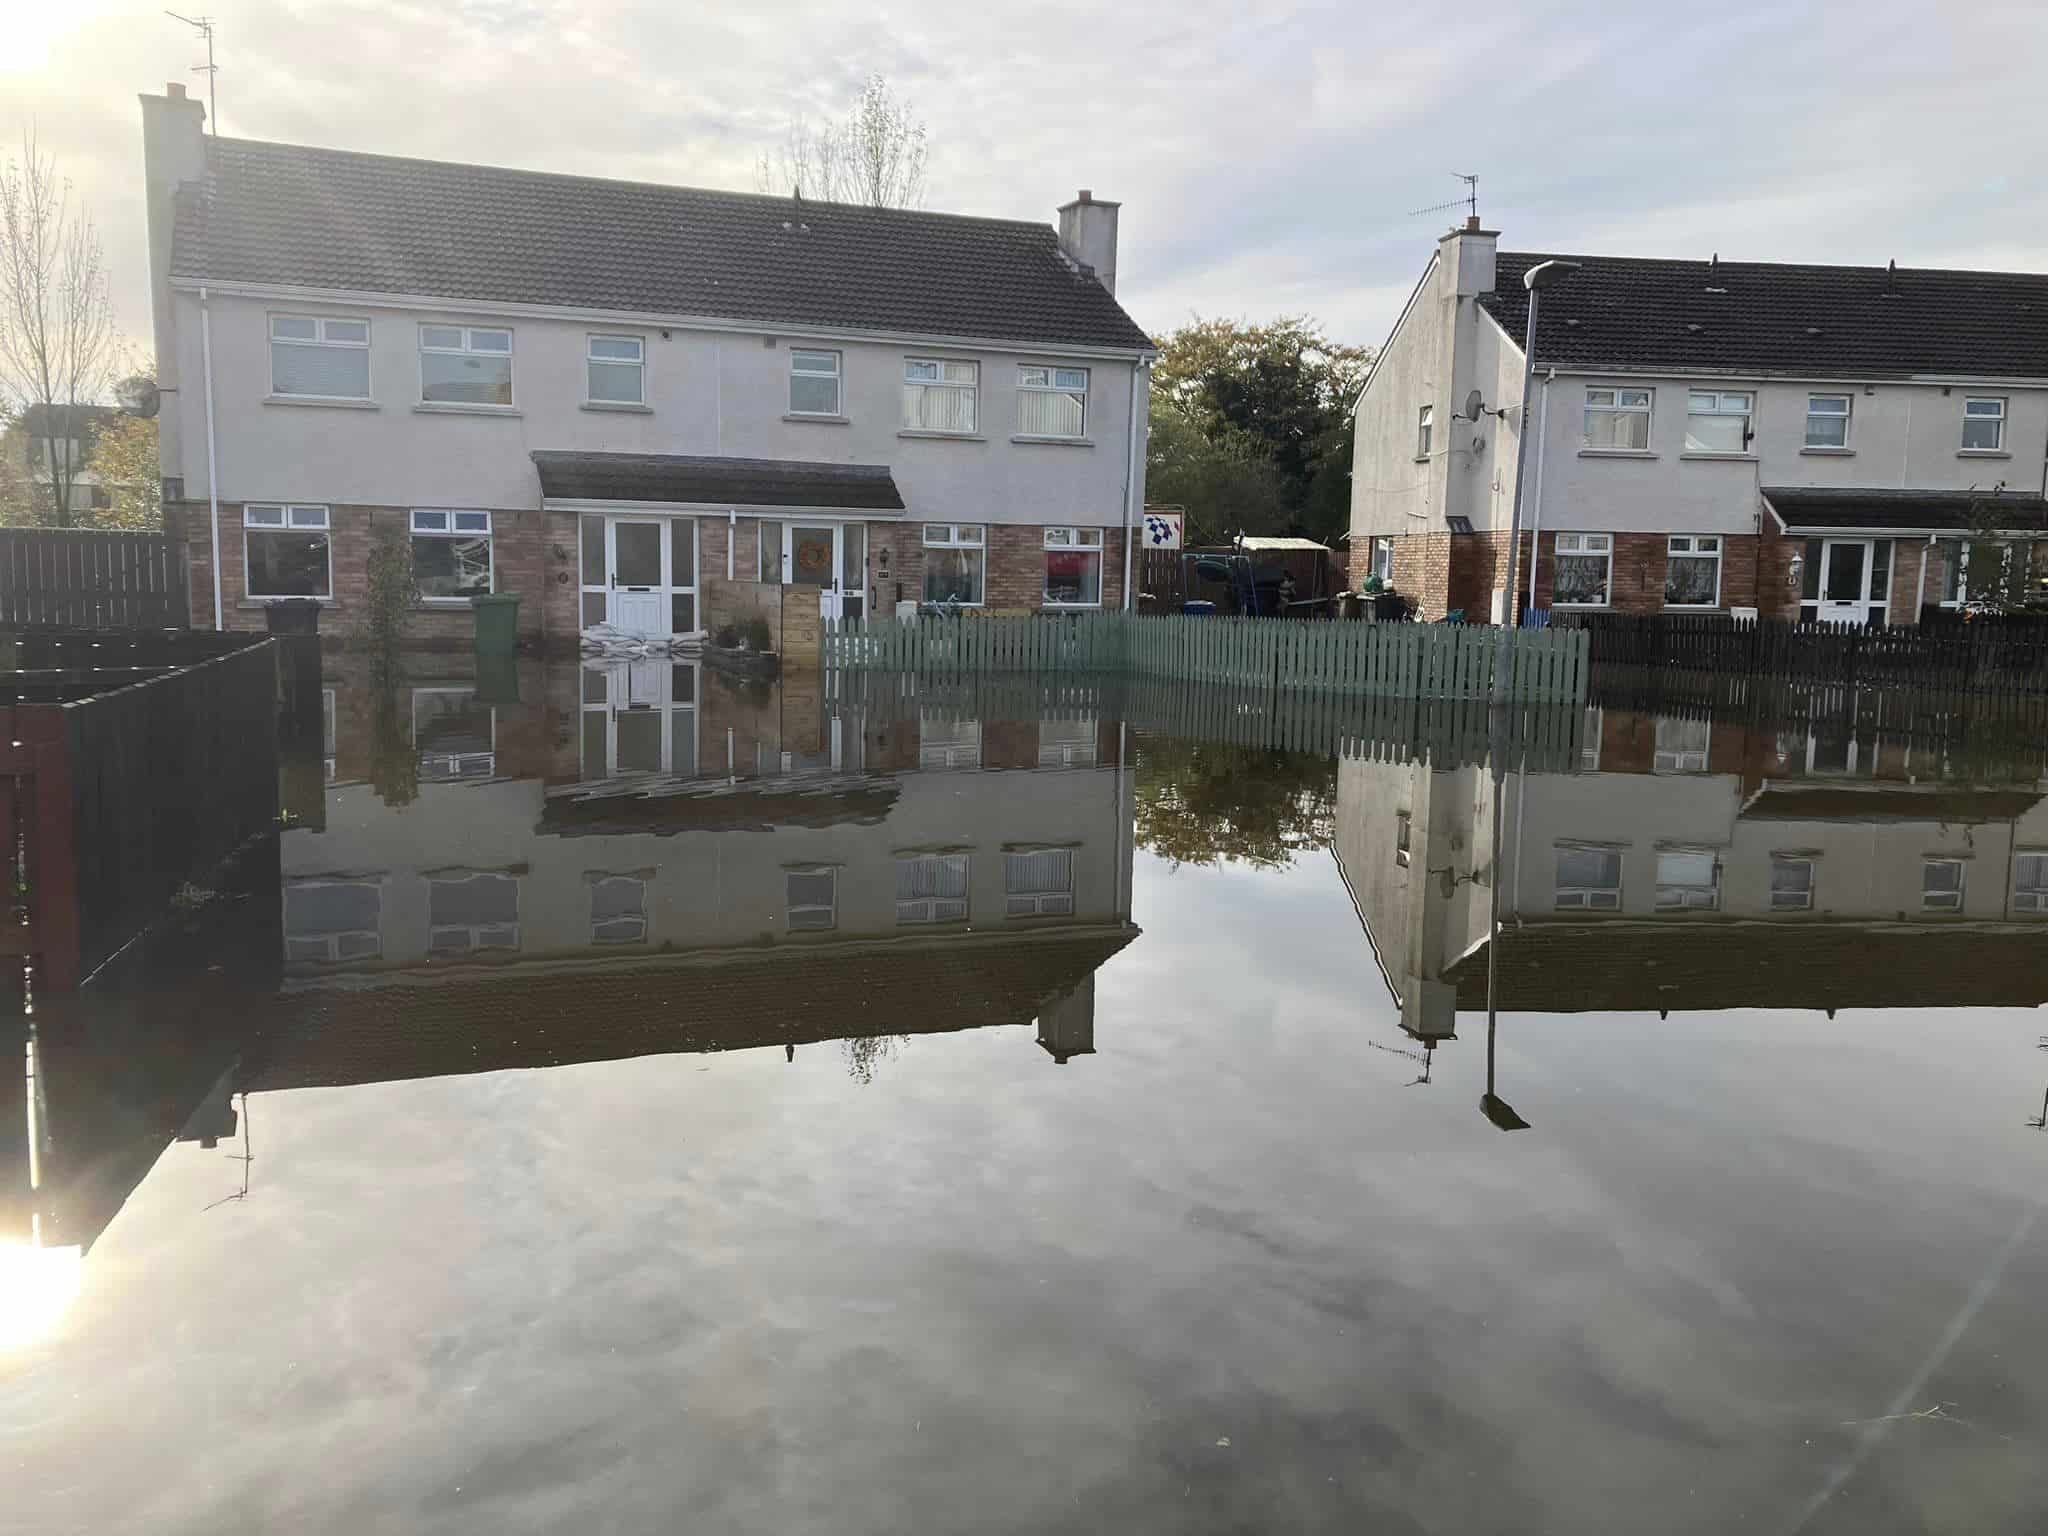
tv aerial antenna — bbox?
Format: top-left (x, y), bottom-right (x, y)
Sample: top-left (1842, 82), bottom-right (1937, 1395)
top-left (1409, 174), bottom-right (1480, 224)
top-left (165, 12), bottom-right (218, 134)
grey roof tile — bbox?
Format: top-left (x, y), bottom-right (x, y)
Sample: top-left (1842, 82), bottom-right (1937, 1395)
top-left (532, 450), bottom-right (905, 510)
top-left (1481, 251), bottom-right (2048, 378)
top-left (1762, 485), bottom-right (2048, 532)
top-left (172, 138), bottom-right (1153, 352)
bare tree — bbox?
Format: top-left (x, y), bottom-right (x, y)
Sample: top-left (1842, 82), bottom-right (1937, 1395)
top-left (756, 74), bottom-right (930, 209)
top-left (0, 133), bottom-right (117, 527)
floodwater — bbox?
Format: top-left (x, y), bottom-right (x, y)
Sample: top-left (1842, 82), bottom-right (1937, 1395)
top-left (6, 653), bottom-right (2046, 1535)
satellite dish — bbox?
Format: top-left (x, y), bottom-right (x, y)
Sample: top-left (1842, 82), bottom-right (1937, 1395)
top-left (1463, 388), bottom-right (1486, 421)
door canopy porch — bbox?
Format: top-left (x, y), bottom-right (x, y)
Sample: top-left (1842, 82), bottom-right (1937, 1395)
top-left (534, 451), bottom-right (905, 514)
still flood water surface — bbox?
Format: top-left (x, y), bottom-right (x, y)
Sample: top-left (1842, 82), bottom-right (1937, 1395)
top-left (7, 658), bottom-right (2047, 1534)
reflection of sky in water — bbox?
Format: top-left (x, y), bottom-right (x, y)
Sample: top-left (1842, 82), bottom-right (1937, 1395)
top-left (7, 693), bottom-right (2048, 1534)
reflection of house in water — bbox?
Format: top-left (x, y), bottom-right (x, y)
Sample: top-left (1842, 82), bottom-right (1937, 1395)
top-left (1335, 703), bottom-right (2048, 1031)
top-left (274, 671), bottom-right (1138, 1085)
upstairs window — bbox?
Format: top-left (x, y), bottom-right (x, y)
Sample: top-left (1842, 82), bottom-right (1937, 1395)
top-left (589, 875), bottom-right (648, 943)
top-left (428, 872), bottom-right (520, 953)
top-left (896, 854), bottom-right (969, 925)
top-left (786, 868), bottom-right (837, 931)
top-left (1685, 390), bottom-right (1753, 453)
top-left (1555, 846), bottom-right (1621, 910)
top-left (1584, 387), bottom-right (1651, 449)
top-left (1654, 849), bottom-right (1720, 911)
top-left (1553, 532), bottom-right (1612, 606)
top-left (420, 324), bottom-right (513, 406)
top-left (1805, 393), bottom-right (1851, 448)
top-left (1043, 527), bottom-right (1104, 607)
top-left (284, 879), bottom-right (381, 963)
top-left (1770, 857), bottom-right (1816, 911)
top-left (1922, 858), bottom-right (1966, 912)
top-left (789, 350), bottom-right (843, 416)
top-left (1653, 715), bottom-right (1711, 774)
top-left (902, 358), bottom-right (978, 433)
top-left (270, 315), bottom-right (370, 399)
top-left (919, 715), bottom-right (983, 770)
top-left (1961, 396), bottom-right (2006, 451)
top-left (1664, 534), bottom-right (1722, 607)
top-left (1005, 849), bottom-right (1074, 917)
top-left (1416, 404), bottom-right (1433, 458)
top-left (586, 335), bottom-right (644, 404)
top-left (1018, 365), bottom-right (1088, 437)
top-left (2014, 852), bottom-right (2048, 915)
top-left (243, 504), bottom-right (331, 599)
top-left (922, 523), bottom-right (985, 605)
top-left (410, 510), bottom-right (492, 600)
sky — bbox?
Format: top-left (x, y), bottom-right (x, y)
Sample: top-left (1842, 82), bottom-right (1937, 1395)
top-left (6, 0), bottom-right (2048, 368)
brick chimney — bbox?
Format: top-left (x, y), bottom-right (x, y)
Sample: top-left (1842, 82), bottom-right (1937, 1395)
top-left (1057, 190), bottom-right (1120, 296)
top-left (138, 82), bottom-right (208, 483)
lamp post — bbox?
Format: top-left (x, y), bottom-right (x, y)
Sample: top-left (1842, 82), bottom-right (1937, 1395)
top-left (1492, 259), bottom-right (1580, 702)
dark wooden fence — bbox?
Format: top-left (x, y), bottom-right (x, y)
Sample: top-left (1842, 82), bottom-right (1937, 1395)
top-left (0, 637), bottom-right (277, 989)
top-left (1553, 613), bottom-right (2048, 698)
top-left (0, 527), bottom-right (189, 630)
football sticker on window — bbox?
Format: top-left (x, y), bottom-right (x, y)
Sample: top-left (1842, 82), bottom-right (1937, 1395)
top-left (1143, 511), bottom-right (1183, 548)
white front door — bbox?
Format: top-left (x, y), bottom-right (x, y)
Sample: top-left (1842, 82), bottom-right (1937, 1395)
top-left (782, 522), bottom-right (866, 622)
top-left (1817, 539), bottom-right (1886, 627)
top-left (577, 660), bottom-right (700, 780)
top-left (579, 515), bottom-right (700, 638)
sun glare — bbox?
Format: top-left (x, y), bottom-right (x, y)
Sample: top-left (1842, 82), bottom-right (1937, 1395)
top-left (0, 1242), bottom-right (84, 1351)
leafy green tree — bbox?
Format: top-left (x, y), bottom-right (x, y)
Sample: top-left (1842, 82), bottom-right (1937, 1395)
top-left (83, 410), bottom-right (158, 530)
top-left (1148, 317), bottom-right (1370, 547)
top-left (1133, 736), bottom-right (1337, 869)
top-left (1144, 407), bottom-right (1289, 545)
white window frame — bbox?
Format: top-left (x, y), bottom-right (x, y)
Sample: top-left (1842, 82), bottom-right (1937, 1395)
top-left (1583, 386), bottom-right (1653, 450)
top-left (1770, 857), bottom-right (1816, 911)
top-left (1416, 404), bottom-right (1433, 459)
top-left (427, 872), bottom-right (521, 954)
top-left (409, 509), bottom-right (494, 603)
top-left (2013, 851), bottom-right (2048, 915)
top-left (1554, 844), bottom-right (1622, 911)
top-left (1370, 536), bottom-right (1395, 585)
top-left (418, 323), bottom-right (515, 407)
top-left (918, 714), bottom-right (983, 770)
top-left (921, 523), bottom-right (986, 607)
top-left (1684, 389), bottom-right (1754, 454)
top-left (1664, 534), bottom-right (1723, 608)
top-left (1017, 364), bottom-right (1089, 439)
top-left (268, 314), bottom-right (371, 400)
top-left (1395, 811), bottom-right (1412, 868)
top-left (1553, 531), bottom-right (1613, 607)
top-left (785, 867), bottom-right (838, 932)
top-left (243, 503), bottom-right (333, 600)
top-left (895, 853), bottom-right (969, 925)
top-left (1653, 715), bottom-right (1711, 774)
top-left (1004, 849), bottom-right (1075, 918)
top-left (902, 357), bottom-right (978, 434)
top-left (789, 349), bottom-right (843, 417)
top-left (283, 877), bottom-right (382, 963)
top-left (1042, 526), bottom-right (1105, 608)
top-left (1805, 393), bottom-right (1852, 449)
top-left (1961, 396), bottom-right (2006, 451)
top-left (412, 687), bottom-right (497, 779)
top-left (1922, 858), bottom-right (1966, 912)
top-left (585, 334), bottom-right (645, 406)
top-left (589, 874), bottom-right (648, 944)
top-left (1037, 718), bottom-right (1099, 769)
top-left (1653, 847), bottom-right (1721, 912)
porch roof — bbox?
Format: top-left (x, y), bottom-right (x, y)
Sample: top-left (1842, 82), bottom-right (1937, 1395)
top-left (533, 450), bottom-right (906, 513)
top-left (1762, 485), bottom-right (2048, 535)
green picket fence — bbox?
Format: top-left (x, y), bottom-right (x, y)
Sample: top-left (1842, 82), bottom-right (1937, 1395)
top-left (823, 612), bottom-right (1588, 703)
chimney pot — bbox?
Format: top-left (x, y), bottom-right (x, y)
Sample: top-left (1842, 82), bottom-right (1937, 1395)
top-left (167, 82), bottom-right (186, 98)
top-left (1465, 215), bottom-right (1480, 232)
top-left (1078, 189), bottom-right (1092, 204)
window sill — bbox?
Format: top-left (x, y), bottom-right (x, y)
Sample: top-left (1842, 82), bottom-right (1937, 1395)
top-left (419, 596), bottom-right (491, 606)
top-left (1413, 454), bottom-right (1432, 463)
top-left (1678, 451), bottom-right (1756, 462)
top-left (1799, 446), bottom-right (1855, 456)
top-left (1043, 602), bottom-right (1103, 610)
top-left (264, 395), bottom-right (377, 410)
top-left (581, 401), bottom-right (652, 414)
top-left (1957, 449), bottom-right (2011, 459)
top-left (1577, 448), bottom-right (1656, 459)
top-left (1012, 435), bottom-right (1094, 447)
top-left (784, 413), bottom-right (850, 426)
top-left (1553, 602), bottom-right (1611, 610)
top-left (239, 597), bottom-right (335, 608)
top-left (898, 429), bottom-right (987, 442)
top-left (414, 402), bottom-right (522, 417)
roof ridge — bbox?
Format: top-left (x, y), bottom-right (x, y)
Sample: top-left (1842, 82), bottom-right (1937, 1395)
top-left (205, 134), bottom-right (1062, 235)
top-left (1497, 248), bottom-right (2048, 283)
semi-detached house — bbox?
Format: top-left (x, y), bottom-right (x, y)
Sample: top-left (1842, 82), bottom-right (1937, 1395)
top-left (1349, 219), bottom-right (2048, 625)
top-left (138, 84), bottom-right (1153, 653)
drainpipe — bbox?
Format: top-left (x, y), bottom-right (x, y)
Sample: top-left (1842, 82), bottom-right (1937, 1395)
top-left (727, 508), bottom-right (736, 581)
top-left (1523, 368), bottom-right (1554, 614)
top-left (200, 287), bottom-right (223, 631)
top-left (1912, 533), bottom-right (1934, 625)
top-left (1121, 357), bottom-right (1149, 611)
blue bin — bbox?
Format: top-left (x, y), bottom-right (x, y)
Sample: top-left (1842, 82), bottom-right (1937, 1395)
top-left (1181, 599), bottom-right (1218, 616)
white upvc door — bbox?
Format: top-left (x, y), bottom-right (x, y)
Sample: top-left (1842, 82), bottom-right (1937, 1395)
top-left (578, 659), bottom-right (700, 780)
top-left (607, 517), bottom-right (670, 636)
top-left (1817, 539), bottom-right (1883, 627)
top-left (782, 522), bottom-right (866, 622)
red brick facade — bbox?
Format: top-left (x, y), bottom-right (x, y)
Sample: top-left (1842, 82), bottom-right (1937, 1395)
top-left (174, 503), bottom-right (1130, 649)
